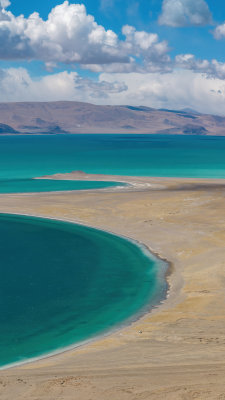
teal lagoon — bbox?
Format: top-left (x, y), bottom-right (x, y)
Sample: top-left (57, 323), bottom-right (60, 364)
top-left (0, 214), bottom-right (167, 369)
top-left (0, 178), bottom-right (122, 194)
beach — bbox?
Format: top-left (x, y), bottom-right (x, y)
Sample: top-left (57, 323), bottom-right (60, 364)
top-left (1, 174), bottom-right (225, 399)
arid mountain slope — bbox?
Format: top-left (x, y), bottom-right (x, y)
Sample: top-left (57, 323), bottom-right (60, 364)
top-left (0, 101), bottom-right (224, 135)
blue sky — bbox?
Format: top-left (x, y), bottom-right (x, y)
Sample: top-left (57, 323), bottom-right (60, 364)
top-left (8, 0), bottom-right (225, 60)
top-left (1, 0), bottom-right (225, 114)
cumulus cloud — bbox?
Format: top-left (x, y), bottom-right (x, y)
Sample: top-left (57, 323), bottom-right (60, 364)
top-left (0, 0), bottom-right (10, 21)
top-left (0, 67), bottom-right (127, 102)
top-left (0, 0), bottom-right (170, 72)
top-left (99, 70), bottom-right (225, 115)
top-left (175, 54), bottom-right (225, 80)
top-left (1, 67), bottom-right (225, 115)
top-left (4, 0), bottom-right (218, 77)
top-left (158, 0), bottom-right (212, 27)
top-left (81, 25), bottom-right (171, 73)
top-left (0, 0), bottom-right (10, 8)
top-left (122, 25), bottom-right (171, 71)
top-left (213, 23), bottom-right (225, 40)
top-left (0, 1), bottom-right (127, 64)
top-left (0, 0), bottom-right (224, 115)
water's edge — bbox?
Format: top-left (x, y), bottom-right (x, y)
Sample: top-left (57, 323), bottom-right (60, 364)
top-left (0, 179), bottom-right (125, 194)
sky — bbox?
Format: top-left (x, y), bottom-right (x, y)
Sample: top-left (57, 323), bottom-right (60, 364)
top-left (1, 0), bottom-right (225, 114)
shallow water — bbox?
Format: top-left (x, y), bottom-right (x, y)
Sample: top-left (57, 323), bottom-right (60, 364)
top-left (0, 178), bottom-right (121, 193)
top-left (0, 214), bottom-right (167, 369)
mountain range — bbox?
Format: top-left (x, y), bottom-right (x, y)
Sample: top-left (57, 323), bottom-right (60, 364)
top-left (0, 101), bottom-right (225, 135)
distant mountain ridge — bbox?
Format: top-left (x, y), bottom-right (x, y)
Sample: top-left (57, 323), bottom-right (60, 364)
top-left (0, 101), bottom-right (224, 135)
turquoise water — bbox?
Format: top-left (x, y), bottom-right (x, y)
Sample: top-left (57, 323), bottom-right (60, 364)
top-left (0, 134), bottom-right (225, 179)
top-left (0, 214), bottom-right (167, 369)
top-left (0, 179), bottom-right (121, 194)
top-left (1, 133), bottom-right (224, 368)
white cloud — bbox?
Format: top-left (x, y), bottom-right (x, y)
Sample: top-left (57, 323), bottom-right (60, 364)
top-left (213, 23), bottom-right (225, 40)
top-left (0, 0), bottom-right (224, 116)
top-left (124, 25), bottom-right (171, 67)
top-left (2, 0), bottom-right (218, 77)
top-left (0, 0), bottom-right (10, 8)
top-left (1, 67), bottom-right (225, 115)
top-left (0, 0), bottom-right (10, 21)
top-left (81, 25), bottom-right (171, 73)
top-left (175, 54), bottom-right (225, 79)
top-left (0, 1), bottom-right (127, 64)
top-left (159, 0), bottom-right (212, 27)
top-left (99, 70), bottom-right (225, 115)
top-left (122, 25), bottom-right (171, 71)
top-left (0, 68), bottom-right (127, 102)
top-left (0, 1), bottom-right (170, 72)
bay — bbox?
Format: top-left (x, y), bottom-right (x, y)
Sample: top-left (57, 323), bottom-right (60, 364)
top-left (0, 214), bottom-right (167, 368)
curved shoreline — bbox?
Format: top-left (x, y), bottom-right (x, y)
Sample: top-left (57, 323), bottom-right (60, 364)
top-left (0, 179), bottom-right (126, 195)
top-left (0, 212), bottom-right (170, 372)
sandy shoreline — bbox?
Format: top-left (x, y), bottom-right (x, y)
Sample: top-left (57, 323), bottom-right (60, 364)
top-left (1, 173), bottom-right (225, 399)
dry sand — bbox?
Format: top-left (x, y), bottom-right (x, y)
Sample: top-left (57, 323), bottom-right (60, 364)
top-left (1, 173), bottom-right (225, 399)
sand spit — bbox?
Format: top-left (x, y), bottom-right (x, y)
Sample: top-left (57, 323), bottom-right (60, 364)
top-left (1, 174), bottom-right (225, 399)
